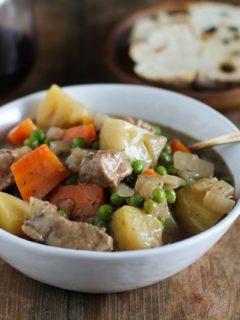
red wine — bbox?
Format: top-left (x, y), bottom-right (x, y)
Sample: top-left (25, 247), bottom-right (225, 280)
top-left (0, 27), bottom-right (36, 95)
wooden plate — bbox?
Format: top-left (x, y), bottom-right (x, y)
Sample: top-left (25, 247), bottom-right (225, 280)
top-left (104, 1), bottom-right (240, 111)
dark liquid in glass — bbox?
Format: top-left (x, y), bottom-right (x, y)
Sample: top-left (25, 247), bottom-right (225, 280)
top-left (0, 26), bottom-right (35, 95)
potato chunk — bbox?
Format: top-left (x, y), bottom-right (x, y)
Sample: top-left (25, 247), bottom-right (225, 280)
top-left (111, 205), bottom-right (163, 251)
top-left (174, 185), bottom-right (233, 234)
top-left (0, 192), bottom-right (32, 236)
top-left (100, 118), bottom-right (166, 166)
top-left (36, 84), bottom-right (88, 128)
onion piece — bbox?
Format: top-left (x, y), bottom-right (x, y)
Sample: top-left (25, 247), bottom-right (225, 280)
top-left (152, 200), bottom-right (180, 243)
top-left (115, 183), bottom-right (134, 197)
top-left (162, 174), bottom-right (186, 190)
top-left (46, 127), bottom-right (64, 139)
top-left (203, 191), bottom-right (235, 214)
top-left (65, 148), bottom-right (89, 172)
top-left (178, 169), bottom-right (199, 183)
top-left (192, 178), bottom-right (218, 192)
top-left (93, 112), bottom-right (109, 131)
top-left (50, 140), bottom-right (72, 155)
top-left (143, 134), bottom-right (167, 166)
top-left (209, 180), bottom-right (235, 197)
top-left (174, 151), bottom-right (214, 179)
top-left (135, 174), bottom-right (163, 199)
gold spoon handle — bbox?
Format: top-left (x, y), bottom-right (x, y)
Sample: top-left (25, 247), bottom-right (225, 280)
top-left (190, 131), bottom-right (240, 151)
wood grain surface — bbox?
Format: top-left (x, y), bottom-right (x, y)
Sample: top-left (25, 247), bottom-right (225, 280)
top-left (0, 1), bottom-right (239, 319)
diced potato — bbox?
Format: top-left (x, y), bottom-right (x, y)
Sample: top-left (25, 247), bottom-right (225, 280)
top-left (0, 192), bottom-right (32, 236)
top-left (36, 84), bottom-right (88, 128)
top-left (100, 117), bottom-right (166, 166)
top-left (174, 185), bottom-right (230, 234)
top-left (111, 205), bottom-right (163, 251)
top-left (143, 133), bottom-right (166, 165)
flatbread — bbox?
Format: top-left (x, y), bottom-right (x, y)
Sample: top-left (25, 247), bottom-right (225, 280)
top-left (129, 1), bottom-right (240, 88)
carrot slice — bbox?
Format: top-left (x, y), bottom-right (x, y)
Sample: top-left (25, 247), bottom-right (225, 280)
top-left (143, 169), bottom-right (159, 176)
top-left (170, 139), bottom-right (190, 153)
top-left (62, 124), bottom-right (96, 143)
top-left (7, 118), bottom-right (36, 145)
top-left (48, 184), bottom-right (105, 220)
top-left (11, 144), bottom-right (70, 201)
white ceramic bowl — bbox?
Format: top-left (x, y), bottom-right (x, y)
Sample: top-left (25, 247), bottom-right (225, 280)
top-left (0, 84), bottom-right (239, 293)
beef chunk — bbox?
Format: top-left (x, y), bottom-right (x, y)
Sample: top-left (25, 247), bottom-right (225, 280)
top-left (22, 201), bottom-right (113, 251)
top-left (79, 150), bottom-right (132, 188)
top-left (0, 146), bottom-right (31, 190)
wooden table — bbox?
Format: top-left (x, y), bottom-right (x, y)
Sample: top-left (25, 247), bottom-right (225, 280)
top-left (0, 1), bottom-right (239, 319)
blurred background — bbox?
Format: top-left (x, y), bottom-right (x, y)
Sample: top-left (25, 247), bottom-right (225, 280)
top-left (0, 0), bottom-right (239, 105)
top-left (2, 0), bottom-right (160, 103)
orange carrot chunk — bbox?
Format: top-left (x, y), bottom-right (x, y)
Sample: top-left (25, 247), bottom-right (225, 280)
top-left (62, 124), bottom-right (96, 143)
top-left (143, 168), bottom-right (159, 176)
top-left (11, 144), bottom-right (70, 201)
top-left (7, 118), bottom-right (36, 145)
top-left (48, 184), bottom-right (105, 220)
top-left (170, 139), bottom-right (190, 153)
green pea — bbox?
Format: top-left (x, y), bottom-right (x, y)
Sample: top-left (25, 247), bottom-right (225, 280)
top-left (44, 137), bottom-right (54, 146)
top-left (31, 130), bottom-right (45, 142)
top-left (72, 137), bottom-right (86, 148)
top-left (98, 204), bottom-right (114, 222)
top-left (167, 166), bottom-right (178, 175)
top-left (152, 187), bottom-right (166, 204)
top-left (131, 160), bottom-right (144, 175)
top-left (165, 189), bottom-right (176, 204)
top-left (58, 210), bottom-right (69, 219)
top-left (64, 175), bottom-right (78, 185)
top-left (155, 165), bottom-right (167, 176)
top-left (130, 195), bottom-right (145, 208)
top-left (143, 199), bottom-right (159, 214)
top-left (163, 144), bottom-right (172, 154)
top-left (110, 193), bottom-right (125, 207)
top-left (159, 152), bottom-right (172, 165)
top-left (92, 140), bottom-right (100, 150)
top-left (154, 126), bottom-right (162, 135)
top-left (24, 137), bottom-right (39, 149)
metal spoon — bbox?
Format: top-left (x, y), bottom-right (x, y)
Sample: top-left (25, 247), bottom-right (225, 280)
top-left (190, 131), bottom-right (240, 151)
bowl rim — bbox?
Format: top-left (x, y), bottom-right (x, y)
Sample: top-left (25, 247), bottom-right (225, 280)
top-left (0, 83), bottom-right (239, 259)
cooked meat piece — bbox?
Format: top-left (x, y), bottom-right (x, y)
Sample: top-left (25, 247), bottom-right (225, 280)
top-left (79, 150), bottom-right (133, 188)
top-left (0, 146), bottom-right (31, 190)
top-left (22, 201), bottom-right (113, 251)
top-left (46, 127), bottom-right (64, 140)
top-left (123, 116), bottom-right (155, 133)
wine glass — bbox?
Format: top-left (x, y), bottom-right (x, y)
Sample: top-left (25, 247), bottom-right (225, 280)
top-left (0, 0), bottom-right (36, 96)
